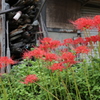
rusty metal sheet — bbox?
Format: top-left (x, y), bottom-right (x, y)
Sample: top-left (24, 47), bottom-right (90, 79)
top-left (46, 0), bottom-right (81, 29)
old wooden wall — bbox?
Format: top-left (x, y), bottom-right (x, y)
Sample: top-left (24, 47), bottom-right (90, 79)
top-left (0, 0), bottom-right (6, 58)
top-left (0, 0), bottom-right (6, 73)
top-left (0, 0), bottom-right (2, 56)
top-left (46, 0), bottom-right (81, 29)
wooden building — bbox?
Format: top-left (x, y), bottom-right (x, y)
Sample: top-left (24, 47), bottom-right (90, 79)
top-left (0, 0), bottom-right (100, 73)
top-left (0, 0), bottom-right (100, 52)
top-left (44, 0), bottom-right (100, 40)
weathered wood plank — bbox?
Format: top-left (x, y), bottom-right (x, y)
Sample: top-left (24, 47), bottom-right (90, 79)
top-left (0, 0), bottom-right (6, 73)
top-left (0, 1), bottom-right (2, 56)
top-left (46, 0), bottom-right (81, 29)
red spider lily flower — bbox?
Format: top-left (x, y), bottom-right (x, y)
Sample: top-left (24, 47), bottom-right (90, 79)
top-left (41, 37), bottom-right (52, 44)
top-left (21, 74), bottom-right (38, 84)
top-left (0, 57), bottom-right (15, 64)
top-left (61, 52), bottom-right (76, 64)
top-left (39, 37), bottom-right (53, 51)
top-left (39, 44), bottom-right (50, 52)
top-left (23, 48), bottom-right (45, 59)
top-left (23, 51), bottom-right (33, 59)
top-left (85, 37), bottom-right (91, 43)
top-left (90, 35), bottom-right (98, 43)
top-left (0, 63), bottom-right (3, 68)
top-left (63, 38), bottom-right (74, 46)
top-left (74, 37), bottom-right (85, 44)
top-left (40, 39), bottom-right (61, 51)
top-left (44, 53), bottom-right (58, 62)
top-left (96, 35), bottom-right (100, 41)
top-left (75, 46), bottom-right (90, 54)
top-left (85, 36), bottom-right (95, 46)
top-left (84, 37), bottom-right (94, 49)
top-left (31, 48), bottom-right (45, 59)
top-left (71, 17), bottom-right (93, 30)
top-left (49, 40), bottom-right (61, 49)
top-left (93, 15), bottom-right (100, 31)
top-left (49, 63), bottom-right (65, 72)
top-left (0, 57), bottom-right (16, 68)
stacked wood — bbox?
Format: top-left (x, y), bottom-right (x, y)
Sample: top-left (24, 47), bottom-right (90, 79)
top-left (6, 0), bottom-right (42, 60)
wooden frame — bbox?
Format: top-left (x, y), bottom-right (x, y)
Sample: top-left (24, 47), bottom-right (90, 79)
top-left (0, 0), bottom-right (6, 73)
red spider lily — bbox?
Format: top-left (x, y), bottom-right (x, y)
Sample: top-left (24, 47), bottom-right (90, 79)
top-left (85, 37), bottom-right (91, 43)
top-left (40, 39), bottom-right (61, 51)
top-left (93, 15), bottom-right (100, 31)
top-left (71, 17), bottom-right (93, 30)
top-left (96, 35), bottom-right (100, 41)
top-left (23, 50), bottom-right (33, 59)
top-left (75, 46), bottom-right (90, 54)
top-left (0, 63), bottom-right (4, 68)
top-left (23, 48), bottom-right (45, 59)
top-left (31, 48), bottom-right (45, 59)
top-left (39, 44), bottom-right (50, 52)
top-left (84, 37), bottom-right (94, 49)
top-left (73, 37), bottom-right (85, 44)
top-left (39, 37), bottom-right (53, 51)
top-left (40, 37), bottom-right (52, 44)
top-left (44, 53), bottom-right (58, 62)
top-left (0, 57), bottom-right (16, 68)
top-left (90, 35), bottom-right (98, 43)
top-left (61, 52), bottom-right (76, 64)
top-left (49, 63), bottom-right (65, 72)
top-left (49, 40), bottom-right (61, 49)
top-left (21, 74), bottom-right (38, 84)
top-left (39, 38), bottom-right (52, 51)
top-left (0, 57), bottom-right (15, 64)
top-left (63, 38), bottom-right (74, 46)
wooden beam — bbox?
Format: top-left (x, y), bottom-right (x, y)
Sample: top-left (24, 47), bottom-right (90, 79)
top-left (76, 0), bottom-right (89, 3)
top-left (76, 0), bottom-right (90, 6)
top-left (82, 0), bottom-right (90, 6)
top-left (0, 0), bottom-right (6, 73)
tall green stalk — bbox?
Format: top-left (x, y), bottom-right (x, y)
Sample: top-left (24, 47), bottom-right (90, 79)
top-left (34, 82), bottom-right (60, 100)
top-left (57, 71), bottom-right (72, 100)
top-left (71, 67), bottom-right (82, 100)
top-left (83, 61), bottom-right (92, 100)
top-left (98, 31), bottom-right (100, 57)
top-left (65, 69), bottom-right (73, 99)
top-left (38, 59), bottom-right (52, 100)
top-left (55, 71), bottom-right (63, 100)
top-left (0, 77), bottom-right (8, 100)
top-left (7, 75), bottom-right (15, 99)
top-left (50, 71), bottom-right (58, 99)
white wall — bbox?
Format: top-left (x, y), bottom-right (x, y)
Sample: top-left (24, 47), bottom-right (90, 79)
top-left (48, 32), bottom-right (77, 42)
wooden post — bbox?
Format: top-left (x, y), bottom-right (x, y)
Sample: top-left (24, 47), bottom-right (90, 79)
top-left (0, 0), bottom-right (6, 73)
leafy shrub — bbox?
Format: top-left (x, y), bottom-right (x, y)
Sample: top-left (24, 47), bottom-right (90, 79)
top-left (1, 15), bottom-right (100, 100)
top-left (0, 57), bottom-right (100, 100)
